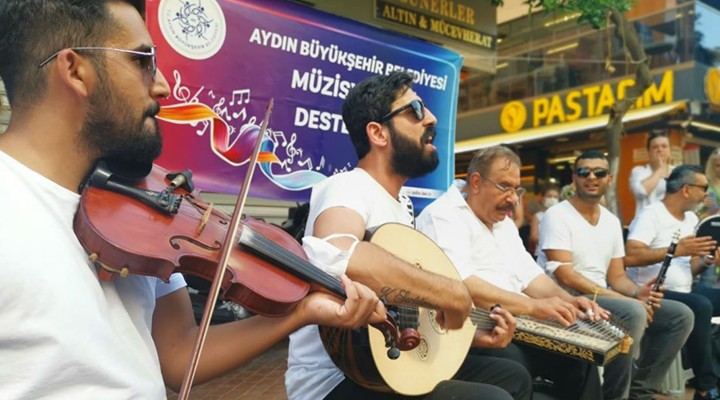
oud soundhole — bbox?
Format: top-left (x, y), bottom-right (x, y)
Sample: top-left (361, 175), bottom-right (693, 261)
top-left (427, 309), bottom-right (447, 335)
top-left (416, 337), bottom-right (430, 361)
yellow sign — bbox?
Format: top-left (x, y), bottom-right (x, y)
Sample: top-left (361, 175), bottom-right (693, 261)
top-left (499, 70), bottom-right (675, 132)
top-left (500, 101), bottom-right (527, 133)
top-left (376, 0), bottom-right (494, 50)
top-left (705, 67), bottom-right (720, 106)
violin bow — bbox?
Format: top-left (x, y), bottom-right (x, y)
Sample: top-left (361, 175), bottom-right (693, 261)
top-left (177, 98), bottom-right (274, 400)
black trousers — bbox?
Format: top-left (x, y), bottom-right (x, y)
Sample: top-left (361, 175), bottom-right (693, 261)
top-left (471, 342), bottom-right (602, 400)
top-left (665, 289), bottom-right (716, 391)
top-left (324, 353), bottom-right (532, 400)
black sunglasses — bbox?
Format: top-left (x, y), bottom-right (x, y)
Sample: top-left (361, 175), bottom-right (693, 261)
top-left (379, 99), bottom-right (425, 123)
top-left (576, 167), bottom-right (609, 179)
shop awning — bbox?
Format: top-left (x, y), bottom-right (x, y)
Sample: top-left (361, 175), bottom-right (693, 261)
top-left (455, 100), bottom-right (687, 154)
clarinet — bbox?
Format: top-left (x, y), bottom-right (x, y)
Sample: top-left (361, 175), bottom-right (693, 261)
top-left (648, 229), bottom-right (681, 303)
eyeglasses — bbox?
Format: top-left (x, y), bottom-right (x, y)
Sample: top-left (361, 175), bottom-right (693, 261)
top-left (576, 167), bottom-right (609, 179)
top-left (38, 46), bottom-right (157, 78)
top-left (687, 183), bottom-right (709, 192)
top-left (484, 176), bottom-right (526, 198)
top-left (379, 99), bottom-right (425, 123)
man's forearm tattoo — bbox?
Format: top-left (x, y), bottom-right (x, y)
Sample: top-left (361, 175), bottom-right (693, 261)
top-left (380, 286), bottom-right (434, 308)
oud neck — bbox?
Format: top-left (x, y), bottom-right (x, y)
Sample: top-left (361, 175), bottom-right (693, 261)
top-left (468, 308), bottom-right (496, 330)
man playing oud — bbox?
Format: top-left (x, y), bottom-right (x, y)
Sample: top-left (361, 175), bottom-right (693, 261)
top-left (286, 72), bottom-right (532, 400)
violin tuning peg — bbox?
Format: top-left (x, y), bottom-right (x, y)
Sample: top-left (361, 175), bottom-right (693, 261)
top-left (165, 170), bottom-right (195, 193)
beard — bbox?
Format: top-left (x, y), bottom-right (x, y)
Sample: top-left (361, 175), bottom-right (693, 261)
top-left (388, 123), bottom-right (439, 179)
top-left (79, 66), bottom-right (163, 171)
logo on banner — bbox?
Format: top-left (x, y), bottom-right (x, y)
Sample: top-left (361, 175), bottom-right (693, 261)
top-left (158, 0), bottom-right (226, 60)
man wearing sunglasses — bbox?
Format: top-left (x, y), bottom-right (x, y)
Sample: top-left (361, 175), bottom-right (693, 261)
top-left (537, 151), bottom-right (693, 400)
top-left (0, 1), bottom-right (389, 398)
top-left (625, 165), bottom-right (720, 400)
top-left (287, 72), bottom-right (532, 400)
top-left (417, 145), bottom-right (608, 400)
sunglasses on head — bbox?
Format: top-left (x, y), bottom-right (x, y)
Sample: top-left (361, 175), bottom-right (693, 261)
top-left (576, 167), bottom-right (609, 179)
top-left (379, 99), bottom-right (425, 123)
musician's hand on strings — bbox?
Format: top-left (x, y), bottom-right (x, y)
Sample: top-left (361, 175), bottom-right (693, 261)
top-left (530, 297), bottom-right (576, 326)
top-left (472, 306), bottom-right (516, 349)
top-left (572, 296), bottom-right (609, 321)
top-left (676, 235), bottom-right (717, 257)
top-left (298, 275), bottom-right (386, 329)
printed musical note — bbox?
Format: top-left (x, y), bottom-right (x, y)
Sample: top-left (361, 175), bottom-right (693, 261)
top-left (230, 89), bottom-right (250, 106)
top-left (172, 70), bottom-right (204, 104)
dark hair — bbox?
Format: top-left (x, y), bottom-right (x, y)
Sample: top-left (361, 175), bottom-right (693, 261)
top-left (647, 129), bottom-right (669, 149)
top-left (574, 150), bottom-right (607, 169)
top-left (666, 164), bottom-right (704, 194)
top-left (342, 71), bottom-right (414, 160)
top-left (0, 0), bottom-right (144, 108)
top-left (467, 145), bottom-right (521, 178)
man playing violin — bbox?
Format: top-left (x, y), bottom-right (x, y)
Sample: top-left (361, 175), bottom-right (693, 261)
top-left (285, 72), bottom-right (532, 400)
top-left (0, 1), bottom-right (386, 398)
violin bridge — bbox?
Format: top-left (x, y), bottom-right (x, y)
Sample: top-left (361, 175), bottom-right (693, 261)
top-left (197, 203), bottom-right (213, 235)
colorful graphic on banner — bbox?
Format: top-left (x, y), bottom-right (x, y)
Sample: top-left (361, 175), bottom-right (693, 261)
top-left (146, 0), bottom-right (462, 210)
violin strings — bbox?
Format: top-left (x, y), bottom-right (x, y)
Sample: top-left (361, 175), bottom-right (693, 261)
top-left (241, 225), bottom-right (346, 297)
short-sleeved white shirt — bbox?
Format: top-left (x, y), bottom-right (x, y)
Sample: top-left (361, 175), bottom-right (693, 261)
top-left (626, 201), bottom-right (696, 293)
top-left (536, 200), bottom-right (625, 292)
top-left (0, 150), bottom-right (186, 399)
top-left (285, 168), bottom-right (414, 400)
top-left (416, 184), bottom-right (542, 293)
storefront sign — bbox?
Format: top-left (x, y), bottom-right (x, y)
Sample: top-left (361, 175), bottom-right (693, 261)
top-left (705, 67), bottom-right (720, 106)
top-left (375, 0), bottom-right (495, 50)
top-left (500, 70), bottom-right (674, 132)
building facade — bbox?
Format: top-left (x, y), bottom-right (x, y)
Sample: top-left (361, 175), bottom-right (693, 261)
top-left (456, 0), bottom-right (720, 224)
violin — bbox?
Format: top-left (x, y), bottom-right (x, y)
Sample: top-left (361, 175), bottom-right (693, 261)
top-left (72, 160), bottom-right (417, 349)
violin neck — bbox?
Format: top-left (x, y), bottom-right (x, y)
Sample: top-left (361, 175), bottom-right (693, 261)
top-left (238, 226), bottom-right (346, 298)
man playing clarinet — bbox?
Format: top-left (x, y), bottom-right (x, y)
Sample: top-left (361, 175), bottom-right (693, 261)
top-left (536, 150), bottom-right (693, 400)
top-left (625, 164), bottom-right (720, 400)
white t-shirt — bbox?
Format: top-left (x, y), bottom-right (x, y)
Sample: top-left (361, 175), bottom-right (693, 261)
top-left (626, 201), bottom-right (697, 293)
top-left (416, 184), bottom-right (542, 293)
top-left (0, 151), bottom-right (186, 399)
top-left (629, 164), bottom-right (672, 219)
top-left (285, 168), bottom-right (414, 400)
top-left (536, 200), bottom-right (625, 292)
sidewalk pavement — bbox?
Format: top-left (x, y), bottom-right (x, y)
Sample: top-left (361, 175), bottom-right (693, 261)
top-left (166, 338), bottom-right (289, 400)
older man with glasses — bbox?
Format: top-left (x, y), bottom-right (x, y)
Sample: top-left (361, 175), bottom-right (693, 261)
top-left (536, 150), bottom-right (694, 400)
top-left (625, 164), bottom-right (720, 400)
top-left (417, 145), bottom-right (606, 400)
